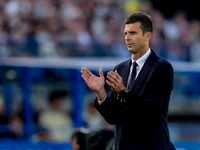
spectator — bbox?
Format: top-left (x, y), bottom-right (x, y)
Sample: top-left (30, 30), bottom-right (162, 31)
top-left (38, 90), bottom-right (72, 142)
top-left (7, 115), bottom-right (24, 139)
top-left (0, 98), bottom-right (24, 139)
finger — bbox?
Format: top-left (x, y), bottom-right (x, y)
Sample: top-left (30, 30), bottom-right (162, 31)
top-left (106, 74), bottom-right (115, 84)
top-left (81, 68), bottom-right (86, 76)
top-left (106, 80), bottom-right (118, 93)
top-left (83, 68), bottom-right (93, 78)
top-left (81, 74), bottom-right (87, 82)
top-left (108, 71), bottom-right (120, 79)
top-left (110, 71), bottom-right (123, 83)
top-left (81, 68), bottom-right (92, 80)
top-left (81, 69), bottom-right (89, 80)
top-left (113, 70), bottom-right (120, 79)
top-left (82, 67), bottom-right (92, 76)
top-left (107, 72), bottom-right (119, 83)
top-left (81, 71), bottom-right (89, 82)
top-left (106, 79), bottom-right (114, 87)
top-left (99, 68), bottom-right (104, 77)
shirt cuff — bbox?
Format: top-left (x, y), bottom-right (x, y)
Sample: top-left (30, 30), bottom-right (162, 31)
top-left (97, 95), bottom-right (107, 105)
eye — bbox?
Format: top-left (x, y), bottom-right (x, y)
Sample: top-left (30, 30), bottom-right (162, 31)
top-left (130, 31), bottom-right (136, 35)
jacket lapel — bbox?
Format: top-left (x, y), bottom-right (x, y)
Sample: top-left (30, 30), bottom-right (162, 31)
top-left (130, 50), bottom-right (157, 92)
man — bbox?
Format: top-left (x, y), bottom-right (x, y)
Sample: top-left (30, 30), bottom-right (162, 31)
top-left (81, 11), bottom-right (176, 150)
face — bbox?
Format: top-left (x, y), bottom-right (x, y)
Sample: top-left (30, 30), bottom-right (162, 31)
top-left (124, 22), bottom-right (151, 55)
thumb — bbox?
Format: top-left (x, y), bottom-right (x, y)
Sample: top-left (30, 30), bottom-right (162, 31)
top-left (99, 68), bottom-right (104, 77)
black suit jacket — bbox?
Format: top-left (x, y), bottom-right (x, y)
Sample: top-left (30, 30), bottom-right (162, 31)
top-left (95, 50), bottom-right (176, 150)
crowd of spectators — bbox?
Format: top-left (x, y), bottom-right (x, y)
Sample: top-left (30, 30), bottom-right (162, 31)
top-left (0, 0), bottom-right (200, 62)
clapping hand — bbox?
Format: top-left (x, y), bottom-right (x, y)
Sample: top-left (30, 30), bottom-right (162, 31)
top-left (106, 70), bottom-right (125, 93)
top-left (81, 67), bottom-right (106, 101)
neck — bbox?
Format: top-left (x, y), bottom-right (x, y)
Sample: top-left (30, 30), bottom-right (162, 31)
top-left (132, 47), bottom-right (149, 61)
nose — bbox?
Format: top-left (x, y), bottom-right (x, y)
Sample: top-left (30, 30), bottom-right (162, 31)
top-left (125, 33), bottom-right (130, 41)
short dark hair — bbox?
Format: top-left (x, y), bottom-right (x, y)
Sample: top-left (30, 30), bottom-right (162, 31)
top-left (71, 129), bottom-right (86, 150)
top-left (49, 90), bottom-right (67, 103)
top-left (124, 11), bottom-right (153, 34)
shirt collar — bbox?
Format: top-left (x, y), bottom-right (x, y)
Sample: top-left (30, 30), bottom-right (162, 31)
top-left (131, 48), bottom-right (151, 67)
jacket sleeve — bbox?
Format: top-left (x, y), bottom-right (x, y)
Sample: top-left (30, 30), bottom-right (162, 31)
top-left (94, 92), bottom-right (123, 125)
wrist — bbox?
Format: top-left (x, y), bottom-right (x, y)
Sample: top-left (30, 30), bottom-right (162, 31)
top-left (96, 89), bottom-right (106, 101)
top-left (119, 88), bottom-right (129, 99)
top-left (120, 86), bottom-right (126, 91)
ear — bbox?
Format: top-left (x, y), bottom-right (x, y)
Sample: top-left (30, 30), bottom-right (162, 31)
top-left (145, 32), bottom-right (152, 41)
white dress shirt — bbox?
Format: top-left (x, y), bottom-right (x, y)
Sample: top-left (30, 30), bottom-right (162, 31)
top-left (127, 48), bottom-right (151, 87)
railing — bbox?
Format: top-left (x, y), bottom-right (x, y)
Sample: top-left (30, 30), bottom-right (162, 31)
top-left (0, 57), bottom-right (200, 149)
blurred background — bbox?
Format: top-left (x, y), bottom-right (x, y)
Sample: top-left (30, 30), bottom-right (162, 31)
top-left (0, 0), bottom-right (200, 149)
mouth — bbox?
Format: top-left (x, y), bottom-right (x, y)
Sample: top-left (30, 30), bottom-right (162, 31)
top-left (126, 43), bottom-right (133, 47)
